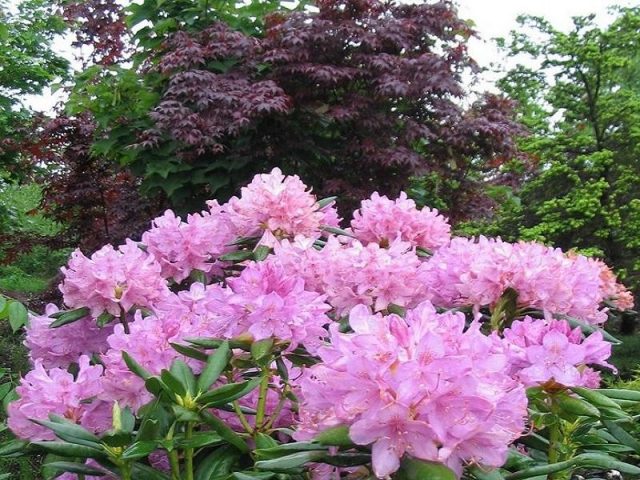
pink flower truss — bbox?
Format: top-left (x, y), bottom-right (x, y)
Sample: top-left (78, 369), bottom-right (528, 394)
top-left (142, 203), bottom-right (236, 282)
top-left (25, 304), bottom-right (113, 369)
top-left (501, 317), bottom-right (616, 388)
top-left (226, 168), bottom-right (338, 241)
top-left (60, 240), bottom-right (170, 317)
top-left (227, 261), bottom-right (331, 352)
top-left (590, 258), bottom-right (635, 311)
top-left (8, 356), bottom-right (111, 441)
top-left (421, 237), bottom-right (608, 324)
top-left (100, 310), bottom-right (200, 411)
top-left (295, 302), bottom-right (527, 478)
top-left (351, 192), bottom-right (451, 250)
top-left (270, 236), bottom-right (428, 315)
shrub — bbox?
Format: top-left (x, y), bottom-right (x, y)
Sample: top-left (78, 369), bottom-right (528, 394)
top-left (1, 169), bottom-right (639, 480)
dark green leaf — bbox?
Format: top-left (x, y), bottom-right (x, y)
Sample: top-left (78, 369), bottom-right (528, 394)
top-left (8, 301), bottom-right (29, 332)
top-left (49, 307), bottom-right (90, 328)
top-left (31, 441), bottom-right (104, 458)
top-left (200, 411), bottom-right (249, 453)
top-left (251, 338), bottom-right (274, 362)
top-left (170, 359), bottom-right (196, 396)
top-left (122, 352), bottom-right (152, 380)
top-left (170, 343), bottom-right (209, 362)
top-left (121, 440), bottom-right (159, 460)
top-left (197, 340), bottom-right (230, 392)
top-left (397, 458), bottom-right (457, 480)
top-left (44, 461), bottom-right (106, 475)
top-left (198, 378), bottom-right (261, 407)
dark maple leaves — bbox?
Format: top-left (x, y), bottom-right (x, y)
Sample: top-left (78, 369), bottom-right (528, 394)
top-left (37, 115), bottom-right (158, 252)
top-left (145, 0), bottom-right (524, 217)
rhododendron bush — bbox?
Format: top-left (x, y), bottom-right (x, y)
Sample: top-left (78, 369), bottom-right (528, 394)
top-left (3, 168), bottom-right (640, 480)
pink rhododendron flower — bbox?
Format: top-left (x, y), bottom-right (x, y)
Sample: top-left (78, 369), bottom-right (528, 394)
top-left (351, 192), bottom-right (451, 250)
top-left (142, 203), bottom-right (236, 282)
top-left (226, 168), bottom-right (339, 242)
top-left (421, 237), bottom-right (608, 324)
top-left (60, 240), bottom-right (170, 317)
top-left (8, 356), bottom-right (110, 441)
top-left (590, 258), bottom-right (635, 311)
top-left (227, 261), bottom-right (331, 351)
top-left (501, 317), bottom-right (616, 387)
top-left (25, 304), bottom-right (113, 369)
top-left (295, 303), bottom-right (527, 478)
top-left (270, 236), bottom-right (428, 315)
top-left (100, 310), bottom-right (201, 411)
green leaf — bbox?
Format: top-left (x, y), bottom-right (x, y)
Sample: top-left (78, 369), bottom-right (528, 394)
top-left (197, 340), bottom-right (230, 392)
top-left (170, 359), bottom-right (196, 396)
top-left (0, 439), bottom-right (29, 457)
top-left (136, 418), bottom-right (160, 442)
top-left (200, 411), bottom-right (249, 453)
top-left (253, 245), bottom-right (272, 261)
top-left (170, 342), bottom-right (208, 362)
top-left (0, 297), bottom-right (7, 319)
top-left (232, 472), bottom-right (275, 480)
top-left (557, 314), bottom-right (622, 344)
top-left (120, 440), bottom-right (159, 460)
top-left (573, 452), bottom-right (640, 474)
top-left (187, 337), bottom-right (252, 351)
top-left (570, 387), bottom-right (622, 410)
top-left (195, 445), bottom-right (241, 480)
top-left (219, 250), bottom-right (255, 262)
top-left (198, 378), bottom-right (261, 407)
top-left (175, 431), bottom-right (224, 449)
top-left (160, 369), bottom-right (187, 397)
top-left (314, 425), bottom-right (354, 447)
top-left (43, 461), bottom-right (106, 476)
top-left (316, 196), bottom-right (337, 209)
top-left (49, 307), bottom-right (90, 328)
top-left (602, 419), bottom-right (640, 454)
top-left (319, 452), bottom-right (371, 467)
top-left (255, 450), bottom-right (325, 471)
top-left (31, 441), bottom-right (104, 458)
top-left (97, 311), bottom-right (115, 327)
top-left (505, 459), bottom-right (575, 480)
top-left (556, 394), bottom-right (601, 418)
top-left (31, 416), bottom-right (100, 447)
top-left (255, 433), bottom-right (279, 450)
top-left (8, 301), bottom-right (28, 332)
top-left (251, 338), bottom-right (274, 362)
top-left (322, 226), bottom-right (356, 238)
top-left (122, 352), bottom-right (152, 380)
top-left (397, 458), bottom-right (457, 480)
top-left (594, 388), bottom-right (640, 402)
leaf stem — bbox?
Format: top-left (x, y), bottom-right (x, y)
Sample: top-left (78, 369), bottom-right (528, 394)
top-left (185, 421), bottom-right (194, 480)
top-left (254, 370), bottom-right (270, 430)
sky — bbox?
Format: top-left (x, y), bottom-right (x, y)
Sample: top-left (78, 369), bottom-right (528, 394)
top-left (20, 0), bottom-right (637, 112)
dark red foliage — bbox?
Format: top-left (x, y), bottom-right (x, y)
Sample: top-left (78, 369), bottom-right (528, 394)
top-left (144, 0), bottom-right (525, 217)
top-left (62, 0), bottom-right (127, 65)
top-left (36, 114), bottom-right (160, 252)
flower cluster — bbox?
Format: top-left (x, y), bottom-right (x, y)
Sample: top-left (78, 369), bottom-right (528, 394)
top-left (25, 304), bottom-right (113, 369)
top-left (502, 317), bottom-right (615, 388)
top-left (351, 192), bottom-right (451, 250)
top-left (226, 167), bottom-right (339, 243)
top-left (8, 356), bottom-right (110, 441)
top-left (60, 240), bottom-right (170, 317)
top-left (421, 237), bottom-right (608, 324)
top-left (7, 168), bottom-right (631, 480)
top-left (295, 303), bottom-right (527, 477)
top-left (269, 236), bottom-right (428, 315)
top-left (141, 204), bottom-right (235, 282)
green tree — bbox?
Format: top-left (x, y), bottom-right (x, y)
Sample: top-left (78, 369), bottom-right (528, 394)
top-left (488, 7), bottom-right (640, 297)
top-left (0, 0), bottom-right (68, 175)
